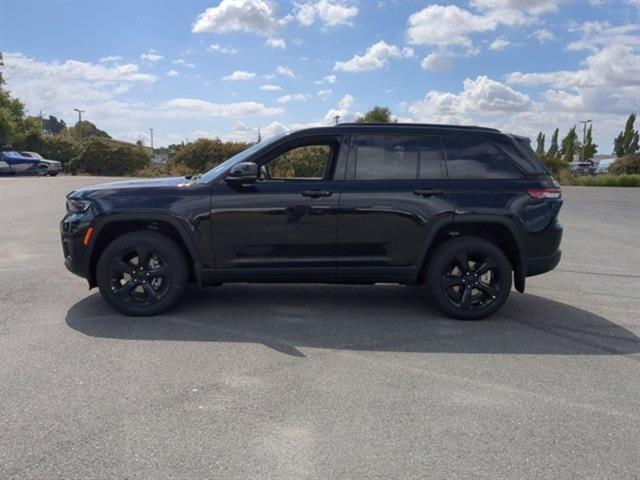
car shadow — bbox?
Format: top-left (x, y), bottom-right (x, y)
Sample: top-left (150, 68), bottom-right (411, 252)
top-left (66, 284), bottom-right (640, 358)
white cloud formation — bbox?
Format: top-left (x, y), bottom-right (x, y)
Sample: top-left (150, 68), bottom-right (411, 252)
top-left (192, 0), bottom-right (282, 35)
top-left (324, 94), bottom-right (356, 123)
top-left (99, 55), bottom-right (123, 63)
top-left (172, 59), bottom-right (196, 68)
top-left (266, 37), bottom-right (286, 49)
top-left (276, 65), bottom-right (296, 77)
top-left (315, 74), bottom-right (337, 84)
top-left (140, 49), bottom-right (164, 62)
top-left (490, 36), bottom-right (510, 50)
top-left (532, 28), bottom-right (556, 44)
top-left (277, 93), bottom-right (312, 103)
top-left (207, 43), bottom-right (238, 54)
top-left (260, 84), bottom-right (282, 91)
top-left (294, 0), bottom-right (358, 28)
top-left (158, 98), bottom-right (283, 117)
top-left (166, 70), bottom-right (179, 77)
top-left (317, 88), bottom-right (332, 99)
top-left (222, 70), bottom-right (256, 81)
top-left (334, 40), bottom-right (414, 72)
top-left (409, 76), bottom-right (532, 124)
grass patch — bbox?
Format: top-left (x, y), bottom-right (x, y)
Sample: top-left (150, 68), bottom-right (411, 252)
top-left (569, 174), bottom-right (640, 187)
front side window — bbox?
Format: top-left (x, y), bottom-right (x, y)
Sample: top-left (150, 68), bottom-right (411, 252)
top-left (353, 135), bottom-right (419, 180)
top-left (444, 136), bottom-right (523, 179)
top-left (261, 144), bottom-right (333, 181)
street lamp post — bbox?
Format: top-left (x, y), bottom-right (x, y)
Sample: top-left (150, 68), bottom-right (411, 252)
top-left (74, 108), bottom-right (86, 140)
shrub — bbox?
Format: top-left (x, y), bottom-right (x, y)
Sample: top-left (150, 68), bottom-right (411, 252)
top-left (39, 135), bottom-right (81, 165)
top-left (609, 154), bottom-right (640, 175)
top-left (571, 174), bottom-right (640, 187)
top-left (69, 137), bottom-right (151, 176)
top-left (170, 138), bottom-right (250, 175)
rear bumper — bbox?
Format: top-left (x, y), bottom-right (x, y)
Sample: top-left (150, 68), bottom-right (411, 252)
top-left (526, 250), bottom-right (561, 277)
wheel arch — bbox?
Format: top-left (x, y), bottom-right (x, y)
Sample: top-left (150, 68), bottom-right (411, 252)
top-left (418, 215), bottom-right (527, 292)
top-left (87, 213), bottom-right (202, 288)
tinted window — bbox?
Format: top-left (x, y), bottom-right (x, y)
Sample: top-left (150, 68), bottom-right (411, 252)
top-left (262, 144), bottom-right (332, 181)
top-left (354, 135), bottom-right (419, 180)
top-left (419, 136), bottom-right (444, 179)
top-left (444, 136), bottom-right (522, 179)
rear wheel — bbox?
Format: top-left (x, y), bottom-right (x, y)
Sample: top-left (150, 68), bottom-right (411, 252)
top-left (426, 237), bottom-right (512, 320)
top-left (96, 231), bottom-right (188, 316)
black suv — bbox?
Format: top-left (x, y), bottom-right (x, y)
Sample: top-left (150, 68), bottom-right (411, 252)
top-left (61, 123), bottom-right (562, 320)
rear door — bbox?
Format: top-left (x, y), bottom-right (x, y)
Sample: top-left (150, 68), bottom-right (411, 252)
top-left (336, 133), bottom-right (456, 280)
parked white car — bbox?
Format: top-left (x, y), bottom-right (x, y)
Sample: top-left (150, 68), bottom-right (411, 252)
top-left (21, 151), bottom-right (63, 176)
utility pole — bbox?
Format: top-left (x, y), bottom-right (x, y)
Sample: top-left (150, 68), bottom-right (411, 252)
top-left (149, 128), bottom-right (154, 150)
top-left (579, 119), bottom-right (592, 162)
top-left (39, 110), bottom-right (44, 134)
top-left (334, 115), bottom-right (340, 125)
top-left (257, 127), bottom-right (261, 143)
top-left (73, 108), bottom-right (85, 124)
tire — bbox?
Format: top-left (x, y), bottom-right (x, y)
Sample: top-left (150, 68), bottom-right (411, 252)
top-left (49, 172), bottom-right (59, 176)
top-left (37, 166), bottom-right (48, 177)
top-left (96, 231), bottom-right (189, 316)
top-left (425, 237), bottom-right (512, 320)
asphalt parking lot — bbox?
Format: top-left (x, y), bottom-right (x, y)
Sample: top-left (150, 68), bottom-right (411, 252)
top-left (1, 175), bottom-right (639, 479)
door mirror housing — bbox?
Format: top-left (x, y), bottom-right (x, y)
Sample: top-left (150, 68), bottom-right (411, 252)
top-left (225, 161), bottom-right (258, 184)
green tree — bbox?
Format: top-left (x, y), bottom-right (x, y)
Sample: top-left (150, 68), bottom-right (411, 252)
top-left (582, 124), bottom-right (598, 161)
top-left (0, 52), bottom-right (29, 147)
top-left (561, 126), bottom-right (580, 163)
top-left (171, 138), bottom-right (250, 174)
top-left (69, 138), bottom-right (151, 175)
top-left (356, 106), bottom-right (393, 123)
top-left (70, 120), bottom-right (111, 140)
top-left (547, 128), bottom-right (560, 161)
top-left (43, 115), bottom-right (66, 135)
top-left (613, 113), bottom-right (639, 157)
top-left (39, 135), bottom-right (81, 165)
top-left (535, 132), bottom-right (546, 157)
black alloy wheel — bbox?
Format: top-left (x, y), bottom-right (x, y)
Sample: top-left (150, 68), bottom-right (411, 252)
top-left (97, 231), bottom-right (188, 316)
top-left (426, 237), bottom-right (512, 320)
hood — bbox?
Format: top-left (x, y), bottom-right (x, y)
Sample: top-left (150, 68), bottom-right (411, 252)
top-left (69, 176), bottom-right (192, 196)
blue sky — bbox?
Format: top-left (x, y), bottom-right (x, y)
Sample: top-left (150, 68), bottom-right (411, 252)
top-left (1, 0), bottom-right (639, 151)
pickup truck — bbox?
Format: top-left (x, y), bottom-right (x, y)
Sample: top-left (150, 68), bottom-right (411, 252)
top-left (0, 148), bottom-right (61, 175)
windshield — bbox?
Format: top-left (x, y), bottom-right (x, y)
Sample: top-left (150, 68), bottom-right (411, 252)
top-left (199, 132), bottom-right (288, 183)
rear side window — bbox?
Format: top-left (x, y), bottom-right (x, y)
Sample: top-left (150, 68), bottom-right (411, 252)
top-left (444, 136), bottom-right (523, 179)
top-left (353, 135), bottom-right (419, 180)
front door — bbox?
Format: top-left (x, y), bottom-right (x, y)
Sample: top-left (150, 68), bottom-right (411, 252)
top-left (211, 136), bottom-right (344, 281)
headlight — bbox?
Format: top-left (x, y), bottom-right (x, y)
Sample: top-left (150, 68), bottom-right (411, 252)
top-left (66, 198), bottom-right (92, 213)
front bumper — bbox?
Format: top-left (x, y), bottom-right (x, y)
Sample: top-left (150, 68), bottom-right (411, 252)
top-left (60, 213), bottom-right (92, 279)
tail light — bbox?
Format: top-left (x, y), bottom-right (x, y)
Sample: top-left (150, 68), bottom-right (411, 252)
top-left (526, 188), bottom-right (562, 199)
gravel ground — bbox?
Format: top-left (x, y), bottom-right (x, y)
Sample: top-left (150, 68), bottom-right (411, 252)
top-left (1, 175), bottom-right (639, 479)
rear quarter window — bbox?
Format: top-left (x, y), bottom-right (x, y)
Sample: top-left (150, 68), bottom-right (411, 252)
top-left (443, 136), bottom-right (523, 179)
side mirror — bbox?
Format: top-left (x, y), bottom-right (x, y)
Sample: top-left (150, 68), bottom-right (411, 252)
top-left (225, 161), bottom-right (258, 184)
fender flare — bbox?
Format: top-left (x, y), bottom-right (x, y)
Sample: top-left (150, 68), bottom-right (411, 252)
top-left (417, 214), bottom-right (527, 292)
top-left (87, 211), bottom-right (204, 286)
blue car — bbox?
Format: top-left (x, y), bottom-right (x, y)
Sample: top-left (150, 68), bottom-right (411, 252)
top-left (0, 148), bottom-right (43, 175)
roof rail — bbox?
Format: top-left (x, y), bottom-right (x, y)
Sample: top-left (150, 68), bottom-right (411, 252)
top-left (336, 122), bottom-right (501, 132)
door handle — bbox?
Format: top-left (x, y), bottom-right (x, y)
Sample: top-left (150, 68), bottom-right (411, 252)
top-left (413, 189), bottom-right (444, 197)
top-left (301, 190), bottom-right (333, 198)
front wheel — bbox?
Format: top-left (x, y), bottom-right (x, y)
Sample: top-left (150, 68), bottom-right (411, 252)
top-left (96, 231), bottom-right (189, 316)
top-left (426, 237), bottom-right (512, 320)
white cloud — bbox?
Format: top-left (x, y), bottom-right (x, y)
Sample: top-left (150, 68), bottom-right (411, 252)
top-left (260, 84), bottom-right (282, 91)
top-left (324, 94), bottom-right (356, 123)
top-left (224, 120), bottom-right (290, 142)
top-left (409, 76), bottom-right (532, 124)
top-left (315, 74), bottom-right (337, 84)
top-left (276, 65), bottom-right (296, 77)
top-left (159, 98), bottom-right (283, 117)
top-left (207, 43), bottom-right (238, 54)
top-left (166, 70), bottom-right (179, 77)
top-left (334, 40), bottom-right (413, 72)
top-left (266, 37), bottom-right (286, 49)
top-left (317, 88), bottom-right (332, 100)
top-left (140, 49), bottom-right (164, 62)
top-left (490, 36), bottom-right (510, 50)
top-left (532, 28), bottom-right (556, 44)
top-left (172, 59), bottom-right (196, 68)
top-left (566, 21), bottom-right (640, 52)
top-left (421, 51), bottom-right (454, 71)
top-left (222, 70), bottom-right (256, 81)
top-left (192, 0), bottom-right (282, 35)
top-left (277, 93), bottom-right (312, 103)
top-left (294, 0), bottom-right (358, 28)
top-left (99, 55), bottom-right (123, 63)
